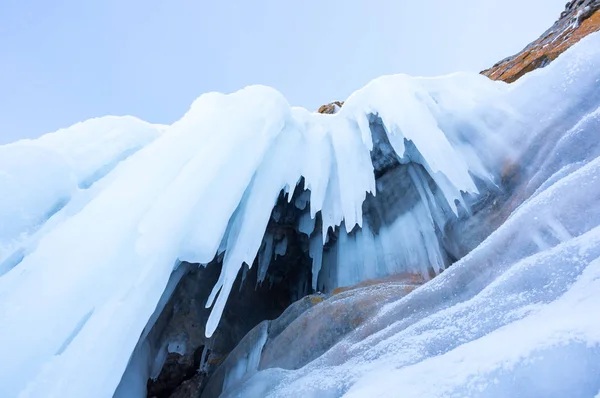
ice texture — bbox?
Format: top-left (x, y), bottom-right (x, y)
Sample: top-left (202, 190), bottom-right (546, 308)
top-left (0, 30), bottom-right (598, 398)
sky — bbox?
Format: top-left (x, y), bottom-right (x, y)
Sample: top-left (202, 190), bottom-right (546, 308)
top-left (0, 0), bottom-right (567, 144)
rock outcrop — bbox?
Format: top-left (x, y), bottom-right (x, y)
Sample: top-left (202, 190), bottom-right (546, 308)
top-left (482, 0), bottom-right (600, 82)
top-left (317, 2), bottom-right (600, 115)
top-left (316, 2), bottom-right (600, 116)
top-left (202, 274), bottom-right (423, 398)
top-left (316, 101), bottom-right (344, 114)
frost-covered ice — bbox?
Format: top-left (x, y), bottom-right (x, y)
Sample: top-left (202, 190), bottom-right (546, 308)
top-left (0, 30), bottom-right (599, 398)
top-left (0, 116), bottom-right (164, 269)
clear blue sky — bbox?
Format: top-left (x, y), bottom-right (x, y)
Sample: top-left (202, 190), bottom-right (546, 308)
top-left (1, 0), bottom-right (566, 144)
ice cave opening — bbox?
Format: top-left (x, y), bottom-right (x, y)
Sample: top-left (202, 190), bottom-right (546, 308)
top-left (120, 121), bottom-right (507, 397)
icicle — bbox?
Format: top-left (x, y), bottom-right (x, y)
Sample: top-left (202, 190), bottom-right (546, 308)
top-left (335, 223), bottom-right (361, 288)
top-left (298, 211), bottom-right (316, 236)
top-left (257, 233), bottom-right (274, 284)
top-left (240, 263), bottom-right (249, 291)
top-left (271, 207), bottom-right (281, 222)
top-left (294, 190), bottom-right (310, 210)
top-left (356, 219), bottom-right (380, 281)
top-left (198, 344), bottom-right (210, 373)
top-left (328, 117), bottom-right (375, 232)
top-left (274, 235), bottom-right (288, 258)
top-left (309, 232), bottom-right (323, 290)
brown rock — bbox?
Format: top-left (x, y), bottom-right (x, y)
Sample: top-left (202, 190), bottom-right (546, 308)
top-left (147, 350), bottom-right (203, 398)
top-left (168, 373), bottom-right (206, 398)
top-left (330, 272), bottom-right (425, 296)
top-left (317, 101), bottom-right (344, 114)
top-left (482, 0), bottom-right (600, 82)
top-left (259, 275), bottom-right (425, 371)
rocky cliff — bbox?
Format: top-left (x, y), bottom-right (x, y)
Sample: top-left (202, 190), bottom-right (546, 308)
top-left (482, 0), bottom-right (600, 82)
top-left (318, 1), bottom-right (600, 116)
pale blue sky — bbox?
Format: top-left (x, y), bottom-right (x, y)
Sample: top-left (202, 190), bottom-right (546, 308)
top-left (1, 0), bottom-right (565, 144)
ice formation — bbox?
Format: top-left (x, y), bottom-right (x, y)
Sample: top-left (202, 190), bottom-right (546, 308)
top-left (220, 33), bottom-right (600, 397)
top-left (0, 28), bottom-right (599, 398)
top-left (225, 157), bottom-right (600, 397)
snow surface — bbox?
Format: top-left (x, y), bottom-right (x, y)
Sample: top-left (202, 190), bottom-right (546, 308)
top-left (0, 29), bottom-right (598, 398)
top-left (0, 116), bottom-right (165, 271)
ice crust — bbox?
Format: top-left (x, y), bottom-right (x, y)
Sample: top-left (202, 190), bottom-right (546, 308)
top-left (0, 31), bottom-right (598, 398)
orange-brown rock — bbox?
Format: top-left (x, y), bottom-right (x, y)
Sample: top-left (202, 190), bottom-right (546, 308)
top-left (317, 100), bottom-right (344, 114)
top-left (330, 272), bottom-right (426, 296)
top-left (482, 0), bottom-right (600, 83)
top-left (258, 276), bottom-right (424, 371)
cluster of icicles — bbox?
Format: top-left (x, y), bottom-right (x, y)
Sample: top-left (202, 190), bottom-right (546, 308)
top-left (0, 71), bottom-right (510, 398)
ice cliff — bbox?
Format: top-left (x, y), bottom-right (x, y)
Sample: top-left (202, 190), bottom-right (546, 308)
top-left (1, 27), bottom-right (600, 398)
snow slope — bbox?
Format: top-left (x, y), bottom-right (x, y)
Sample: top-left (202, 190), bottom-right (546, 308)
top-left (0, 116), bottom-right (165, 271)
top-left (0, 30), bottom-right (598, 398)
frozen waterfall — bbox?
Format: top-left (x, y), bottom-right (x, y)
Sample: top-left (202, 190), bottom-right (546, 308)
top-left (0, 30), bottom-right (599, 398)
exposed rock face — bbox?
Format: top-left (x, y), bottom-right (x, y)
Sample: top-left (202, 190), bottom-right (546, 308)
top-left (116, 257), bottom-right (293, 398)
top-left (167, 374), bottom-right (205, 398)
top-left (147, 349), bottom-right (207, 398)
top-left (202, 275), bottom-right (423, 398)
top-left (317, 101), bottom-right (344, 114)
top-left (482, 0), bottom-right (600, 82)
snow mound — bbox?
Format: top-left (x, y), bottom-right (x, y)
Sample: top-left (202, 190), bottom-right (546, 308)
top-left (0, 116), bottom-right (164, 268)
